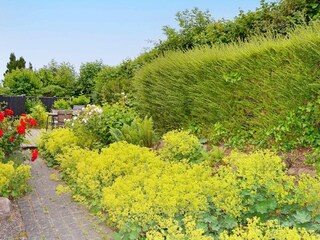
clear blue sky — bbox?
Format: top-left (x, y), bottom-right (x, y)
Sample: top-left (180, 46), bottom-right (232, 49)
top-left (0, 0), bottom-right (271, 78)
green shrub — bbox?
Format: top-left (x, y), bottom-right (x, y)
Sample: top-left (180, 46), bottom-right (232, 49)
top-left (209, 97), bottom-right (320, 151)
top-left (110, 116), bottom-right (154, 147)
top-left (41, 85), bottom-right (68, 97)
top-left (29, 102), bottom-right (48, 128)
top-left (25, 98), bottom-right (42, 114)
top-left (71, 95), bottom-right (90, 106)
top-left (70, 104), bottom-right (136, 149)
top-left (0, 161), bottom-right (31, 198)
top-left (53, 99), bottom-right (71, 110)
top-left (134, 23), bottom-right (320, 137)
top-left (3, 69), bottom-right (42, 96)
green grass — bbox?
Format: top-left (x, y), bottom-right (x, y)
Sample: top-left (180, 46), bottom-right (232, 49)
top-left (134, 23), bottom-right (320, 136)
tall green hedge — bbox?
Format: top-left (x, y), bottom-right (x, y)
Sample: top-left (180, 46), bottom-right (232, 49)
top-left (134, 24), bottom-right (320, 134)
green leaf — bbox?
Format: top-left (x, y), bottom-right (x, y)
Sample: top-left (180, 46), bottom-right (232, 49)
top-left (129, 230), bottom-right (140, 240)
top-left (222, 215), bottom-right (237, 229)
top-left (203, 216), bottom-right (218, 224)
top-left (196, 222), bottom-right (208, 231)
top-left (293, 210), bottom-right (311, 224)
top-left (314, 214), bottom-right (320, 223)
top-left (113, 233), bottom-right (123, 240)
top-left (307, 205), bottom-right (316, 212)
top-left (255, 199), bottom-right (277, 214)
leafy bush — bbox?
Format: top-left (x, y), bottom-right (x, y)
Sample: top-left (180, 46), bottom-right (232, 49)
top-left (210, 97), bottom-right (320, 151)
top-left (71, 95), bottom-right (90, 106)
top-left (110, 116), bottom-right (154, 147)
top-left (29, 101), bottom-right (48, 128)
top-left (25, 98), bottom-right (42, 114)
top-left (3, 69), bottom-right (42, 96)
top-left (53, 99), bottom-right (71, 110)
top-left (158, 130), bottom-right (209, 163)
top-left (70, 104), bottom-right (136, 149)
top-left (0, 161), bottom-right (31, 198)
top-left (41, 85), bottom-right (68, 97)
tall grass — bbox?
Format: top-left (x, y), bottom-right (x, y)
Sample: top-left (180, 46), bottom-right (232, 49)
top-left (134, 24), bottom-right (320, 135)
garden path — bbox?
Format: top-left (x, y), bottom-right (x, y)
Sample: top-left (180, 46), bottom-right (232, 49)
top-left (18, 156), bottom-right (114, 240)
top-left (21, 129), bottom-right (43, 149)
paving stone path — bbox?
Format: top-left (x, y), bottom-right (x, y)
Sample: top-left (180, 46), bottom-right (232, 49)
top-left (18, 157), bottom-right (114, 240)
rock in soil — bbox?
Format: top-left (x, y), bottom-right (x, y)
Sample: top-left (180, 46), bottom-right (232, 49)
top-left (0, 197), bottom-right (11, 220)
top-left (0, 200), bottom-right (27, 240)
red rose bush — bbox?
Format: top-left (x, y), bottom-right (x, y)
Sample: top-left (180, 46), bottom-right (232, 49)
top-left (0, 108), bottom-right (38, 162)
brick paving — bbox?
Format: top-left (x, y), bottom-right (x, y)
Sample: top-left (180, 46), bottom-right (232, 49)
top-left (18, 157), bottom-right (114, 240)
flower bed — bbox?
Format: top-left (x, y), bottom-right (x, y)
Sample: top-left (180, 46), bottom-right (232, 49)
top-left (39, 129), bottom-right (320, 239)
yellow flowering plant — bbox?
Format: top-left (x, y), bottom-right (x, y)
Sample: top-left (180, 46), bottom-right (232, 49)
top-left (40, 130), bottom-right (320, 239)
top-left (0, 161), bottom-right (31, 198)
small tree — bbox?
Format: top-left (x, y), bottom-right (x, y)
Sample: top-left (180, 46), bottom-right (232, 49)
top-left (4, 53), bottom-right (27, 76)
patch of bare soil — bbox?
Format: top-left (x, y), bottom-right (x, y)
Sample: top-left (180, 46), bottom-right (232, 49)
top-left (0, 200), bottom-right (27, 240)
top-left (280, 148), bottom-right (316, 176)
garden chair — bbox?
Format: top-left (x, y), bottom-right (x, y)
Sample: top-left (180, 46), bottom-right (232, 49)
top-left (57, 110), bottom-right (73, 127)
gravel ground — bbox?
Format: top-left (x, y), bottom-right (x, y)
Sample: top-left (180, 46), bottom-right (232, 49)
top-left (0, 200), bottom-right (27, 240)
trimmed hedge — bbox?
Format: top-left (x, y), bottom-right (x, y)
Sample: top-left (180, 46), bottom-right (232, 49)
top-left (134, 24), bottom-right (320, 134)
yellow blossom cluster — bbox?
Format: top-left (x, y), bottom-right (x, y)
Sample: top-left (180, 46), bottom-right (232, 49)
top-left (158, 130), bottom-right (209, 163)
top-left (39, 128), bottom-right (79, 158)
top-left (0, 161), bottom-right (31, 198)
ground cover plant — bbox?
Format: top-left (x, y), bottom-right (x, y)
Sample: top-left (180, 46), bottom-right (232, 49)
top-left (39, 127), bottom-right (320, 239)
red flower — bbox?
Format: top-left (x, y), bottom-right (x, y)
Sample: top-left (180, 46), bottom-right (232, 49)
top-left (31, 149), bottom-right (39, 161)
top-left (20, 118), bottom-right (27, 128)
top-left (27, 117), bottom-right (37, 127)
top-left (0, 129), bottom-right (3, 137)
top-left (9, 136), bottom-right (15, 142)
top-left (0, 112), bottom-right (4, 122)
top-left (17, 125), bottom-right (26, 135)
top-left (5, 108), bottom-right (14, 117)
top-left (21, 113), bottom-right (27, 117)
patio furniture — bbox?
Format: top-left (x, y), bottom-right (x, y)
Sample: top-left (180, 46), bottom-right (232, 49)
top-left (57, 110), bottom-right (73, 127)
top-left (46, 110), bottom-right (73, 130)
